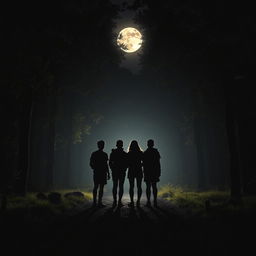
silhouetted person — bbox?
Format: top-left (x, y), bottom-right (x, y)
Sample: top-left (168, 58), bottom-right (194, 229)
top-left (90, 140), bottom-right (110, 207)
top-left (143, 139), bottom-right (161, 207)
top-left (127, 140), bottom-right (143, 207)
top-left (109, 140), bottom-right (128, 207)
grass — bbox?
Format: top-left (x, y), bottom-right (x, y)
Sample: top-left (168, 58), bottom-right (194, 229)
top-left (158, 184), bottom-right (256, 216)
top-left (51, 189), bottom-right (93, 200)
top-left (0, 190), bottom-right (93, 223)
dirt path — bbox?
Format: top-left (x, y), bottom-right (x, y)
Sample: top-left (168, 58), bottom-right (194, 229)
top-left (26, 195), bottom-right (185, 255)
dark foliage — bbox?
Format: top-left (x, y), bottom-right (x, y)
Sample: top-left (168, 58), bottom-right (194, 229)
top-left (36, 192), bottom-right (48, 200)
top-left (2, 0), bottom-right (122, 193)
top-left (132, 0), bottom-right (256, 196)
top-left (47, 192), bottom-right (62, 204)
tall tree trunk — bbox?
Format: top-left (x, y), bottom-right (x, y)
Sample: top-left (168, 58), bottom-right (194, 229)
top-left (225, 90), bottom-right (242, 198)
top-left (46, 88), bottom-right (57, 190)
top-left (194, 115), bottom-right (205, 190)
top-left (177, 132), bottom-right (186, 185)
top-left (65, 100), bottom-right (73, 189)
top-left (16, 89), bottom-right (34, 195)
top-left (66, 136), bottom-right (72, 188)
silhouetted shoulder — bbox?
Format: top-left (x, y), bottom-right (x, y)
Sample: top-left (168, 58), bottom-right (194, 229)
top-left (91, 150), bottom-right (108, 158)
top-left (90, 150), bottom-right (108, 170)
top-left (90, 150), bottom-right (98, 162)
top-left (154, 148), bottom-right (160, 158)
top-left (91, 150), bottom-right (97, 156)
top-left (144, 148), bottom-right (160, 157)
top-left (143, 147), bottom-right (161, 180)
top-left (109, 148), bottom-right (128, 170)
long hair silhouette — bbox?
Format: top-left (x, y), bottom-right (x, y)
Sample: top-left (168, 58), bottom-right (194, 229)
top-left (128, 140), bottom-right (143, 152)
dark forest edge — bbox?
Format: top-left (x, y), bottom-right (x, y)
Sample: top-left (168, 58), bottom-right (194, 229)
top-left (3, 0), bottom-right (256, 205)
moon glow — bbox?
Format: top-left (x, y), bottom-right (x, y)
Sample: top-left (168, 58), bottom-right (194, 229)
top-left (117, 27), bottom-right (142, 53)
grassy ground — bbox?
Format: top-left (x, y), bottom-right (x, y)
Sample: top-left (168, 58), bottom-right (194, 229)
top-left (1, 187), bottom-right (256, 255)
top-left (1, 184), bottom-right (256, 226)
top-left (158, 184), bottom-right (256, 216)
top-left (0, 190), bottom-right (92, 223)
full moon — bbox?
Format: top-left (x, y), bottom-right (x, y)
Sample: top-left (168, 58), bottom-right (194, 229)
top-left (117, 27), bottom-right (142, 53)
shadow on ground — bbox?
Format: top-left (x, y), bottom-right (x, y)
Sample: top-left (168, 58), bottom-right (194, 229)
top-left (1, 196), bottom-right (255, 256)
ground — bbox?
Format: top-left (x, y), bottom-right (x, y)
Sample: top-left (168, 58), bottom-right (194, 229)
top-left (1, 194), bottom-right (255, 256)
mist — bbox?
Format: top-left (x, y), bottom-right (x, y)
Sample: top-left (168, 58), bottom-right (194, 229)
top-left (2, 0), bottom-right (255, 198)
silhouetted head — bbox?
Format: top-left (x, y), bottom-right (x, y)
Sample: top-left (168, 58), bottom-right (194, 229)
top-left (147, 139), bottom-right (154, 148)
top-left (116, 140), bottom-right (123, 149)
top-left (97, 140), bottom-right (105, 150)
top-left (128, 140), bottom-right (142, 152)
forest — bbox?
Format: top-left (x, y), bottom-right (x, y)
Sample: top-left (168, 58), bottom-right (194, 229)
top-left (1, 1), bottom-right (256, 254)
top-left (2, 0), bottom-right (255, 197)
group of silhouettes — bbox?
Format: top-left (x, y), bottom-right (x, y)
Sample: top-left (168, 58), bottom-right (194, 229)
top-left (89, 139), bottom-right (161, 208)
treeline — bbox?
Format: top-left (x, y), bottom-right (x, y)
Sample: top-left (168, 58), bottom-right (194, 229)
top-left (2, 1), bottom-right (122, 194)
top-left (131, 0), bottom-right (256, 197)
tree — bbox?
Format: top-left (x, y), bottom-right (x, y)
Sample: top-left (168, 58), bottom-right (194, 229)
top-left (3, 0), bottom-right (122, 193)
top-left (132, 0), bottom-right (255, 197)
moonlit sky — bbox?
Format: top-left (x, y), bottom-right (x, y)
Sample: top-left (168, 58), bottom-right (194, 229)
top-left (112, 0), bottom-right (143, 73)
top-left (61, 0), bottom-right (229, 193)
